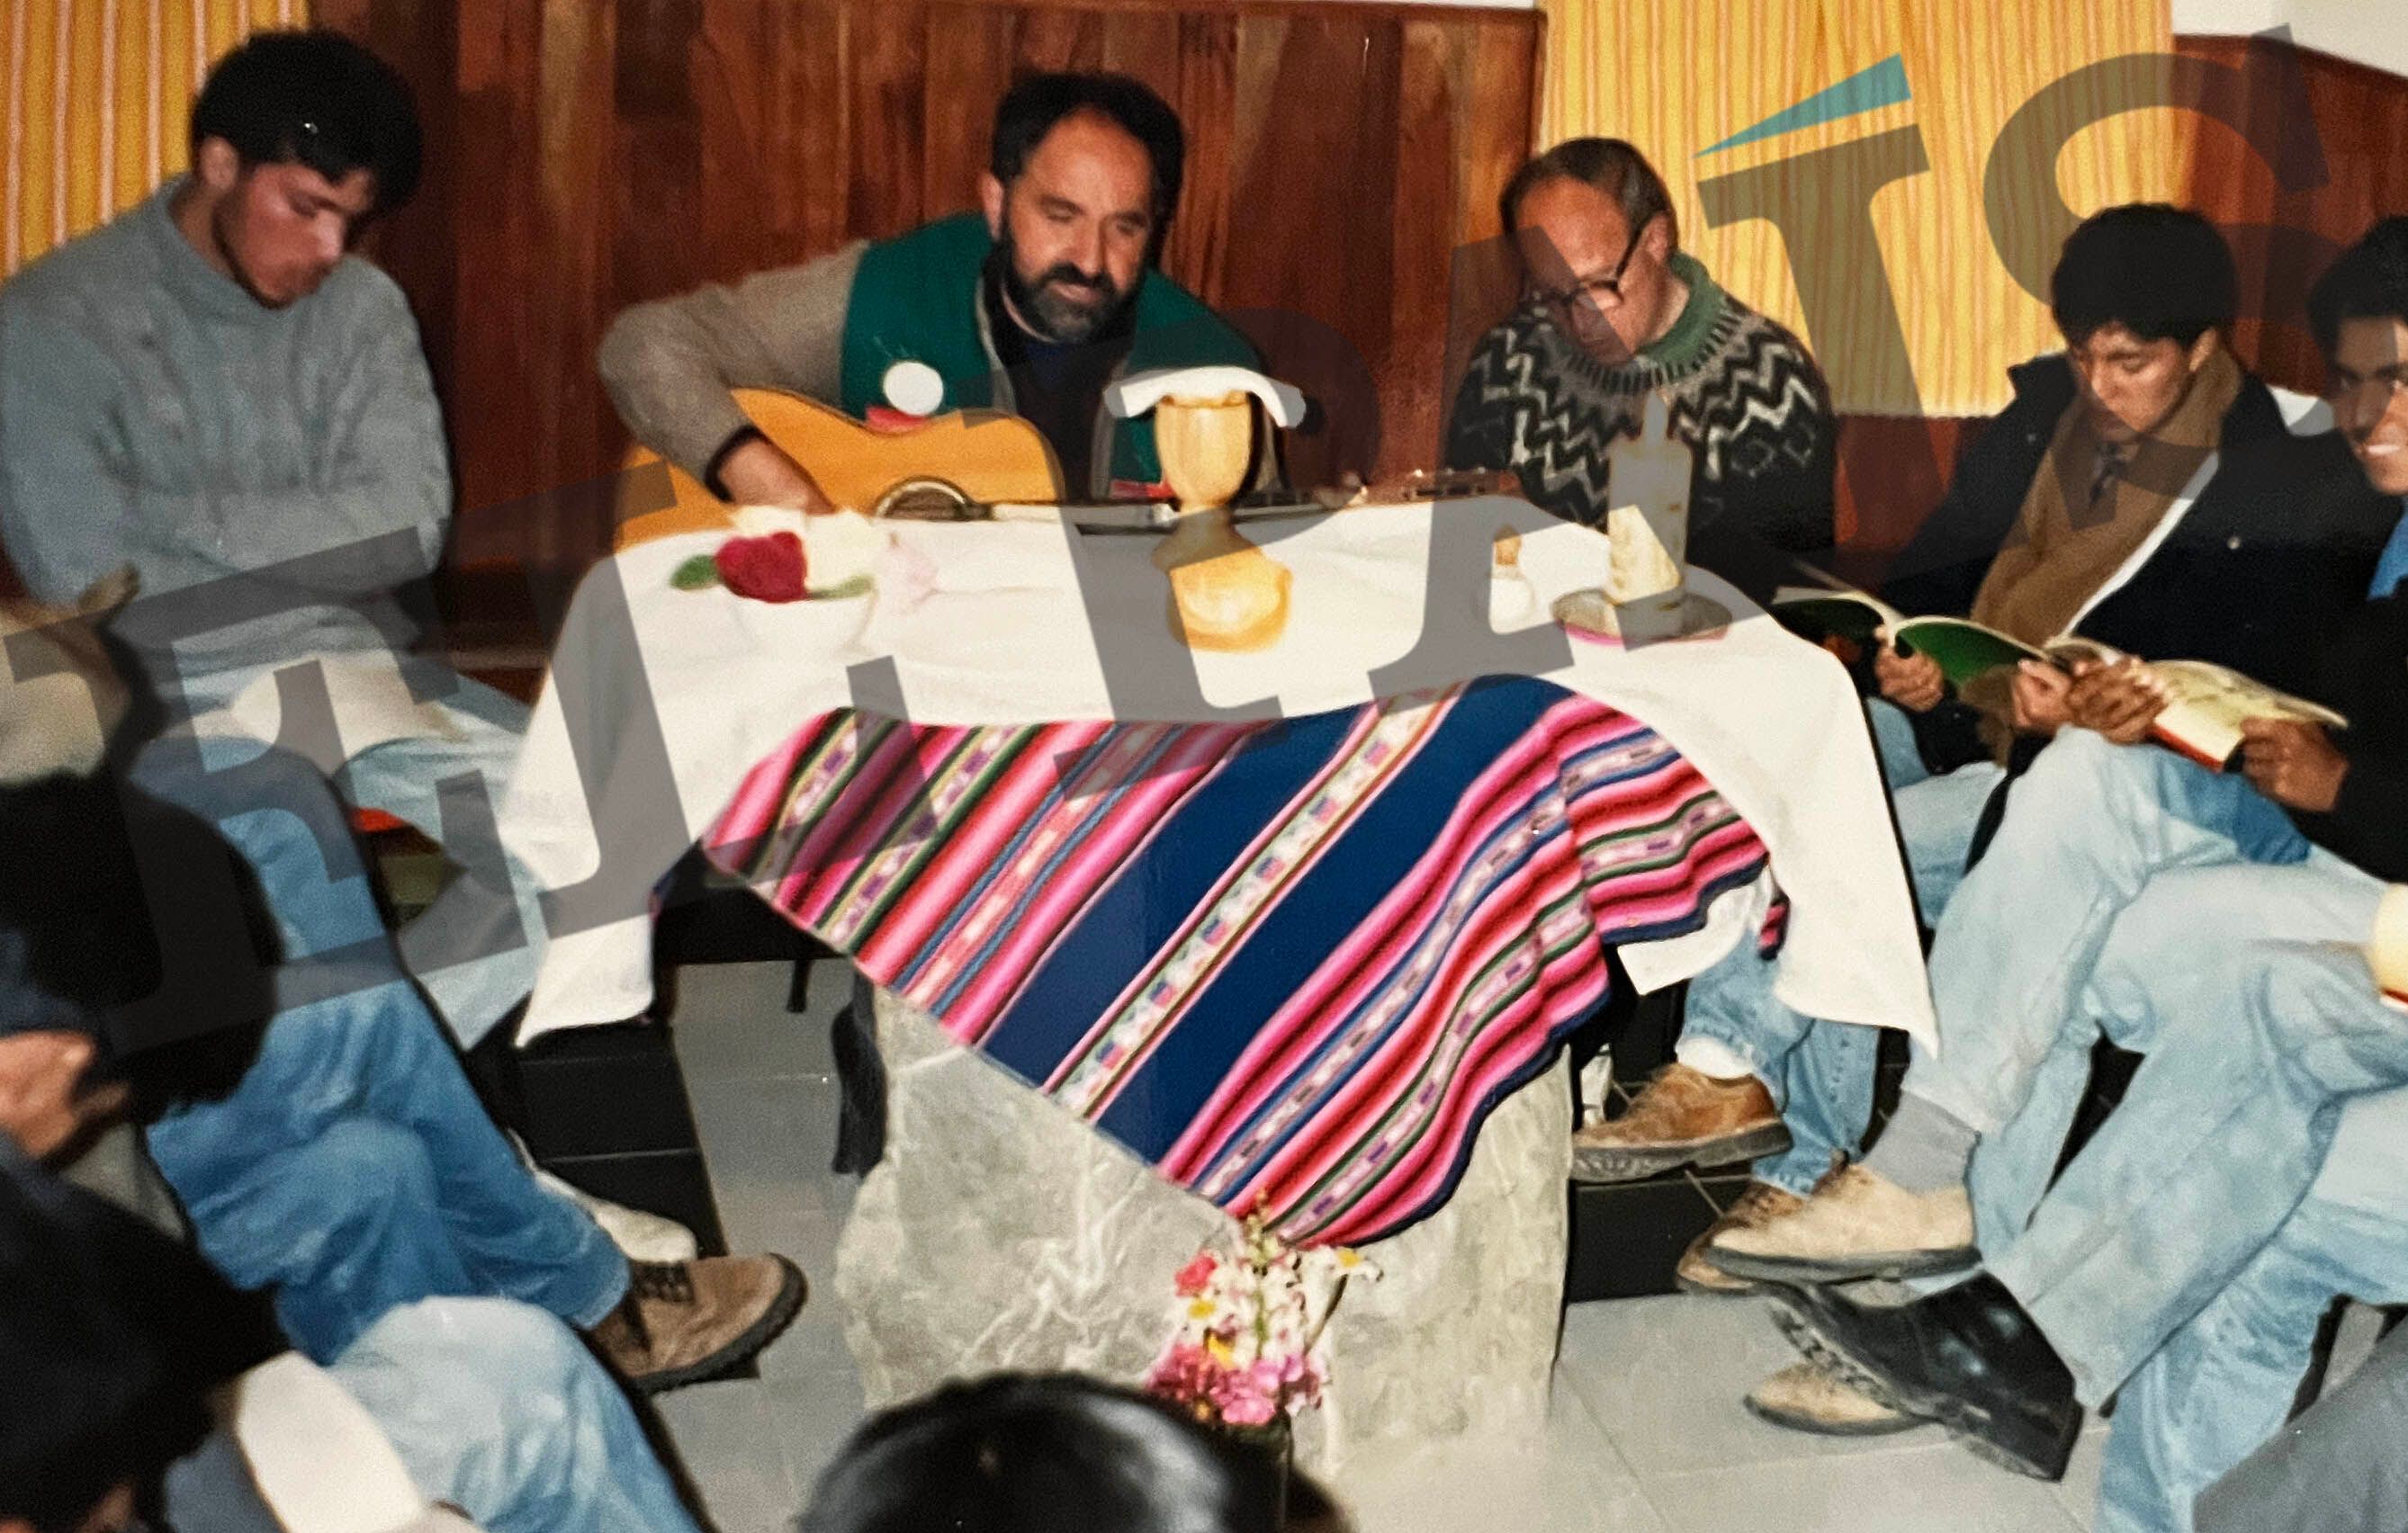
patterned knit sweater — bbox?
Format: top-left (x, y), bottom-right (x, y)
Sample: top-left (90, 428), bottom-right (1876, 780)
top-left (1447, 253), bottom-right (1838, 589)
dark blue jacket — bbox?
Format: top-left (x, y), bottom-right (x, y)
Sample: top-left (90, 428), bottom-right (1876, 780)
top-left (1882, 354), bottom-right (2397, 771)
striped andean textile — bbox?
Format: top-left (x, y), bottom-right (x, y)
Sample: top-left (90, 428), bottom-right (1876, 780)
top-left (705, 673), bottom-right (1768, 1248)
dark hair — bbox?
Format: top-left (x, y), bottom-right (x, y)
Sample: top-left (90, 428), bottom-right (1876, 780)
top-left (2049, 203), bottom-right (2237, 349)
top-left (990, 73), bottom-right (1186, 224)
top-left (2308, 216), bottom-right (2408, 358)
top-left (190, 29), bottom-right (423, 216)
top-left (0, 767), bottom-right (274, 1119)
top-left (800, 1374), bottom-right (1286, 1533)
top-left (1499, 138), bottom-right (1677, 250)
top-left (0, 1153), bottom-right (274, 1532)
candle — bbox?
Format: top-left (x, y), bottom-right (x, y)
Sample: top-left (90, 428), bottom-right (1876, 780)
top-left (1602, 392), bottom-right (1690, 605)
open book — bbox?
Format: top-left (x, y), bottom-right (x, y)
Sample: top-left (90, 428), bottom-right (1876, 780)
top-left (1771, 586), bottom-right (2347, 770)
top-left (1771, 587), bottom-right (2040, 686)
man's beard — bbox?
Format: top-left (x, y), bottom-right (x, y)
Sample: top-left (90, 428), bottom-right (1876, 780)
top-left (995, 233), bottom-right (1129, 345)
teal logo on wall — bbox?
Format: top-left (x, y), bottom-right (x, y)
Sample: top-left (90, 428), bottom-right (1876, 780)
top-left (1698, 53), bottom-right (1912, 156)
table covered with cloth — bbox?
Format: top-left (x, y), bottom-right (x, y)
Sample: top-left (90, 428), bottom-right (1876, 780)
top-left (497, 499), bottom-right (1933, 1077)
top-left (702, 676), bottom-right (1767, 1246)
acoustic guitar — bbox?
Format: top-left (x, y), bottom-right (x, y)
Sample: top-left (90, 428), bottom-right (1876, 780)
top-left (609, 387), bottom-right (1525, 550)
top-left (612, 389), bottom-right (1066, 551)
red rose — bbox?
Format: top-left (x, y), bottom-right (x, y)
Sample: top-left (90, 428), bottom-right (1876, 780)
top-left (1175, 1253), bottom-right (1219, 1296)
top-left (714, 531), bottom-right (809, 603)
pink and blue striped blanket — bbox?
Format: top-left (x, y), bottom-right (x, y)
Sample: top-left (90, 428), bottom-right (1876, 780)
top-left (705, 675), bottom-right (1766, 1246)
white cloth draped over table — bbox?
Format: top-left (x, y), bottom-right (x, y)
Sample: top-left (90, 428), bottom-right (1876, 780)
top-left (498, 499), bottom-right (1936, 1050)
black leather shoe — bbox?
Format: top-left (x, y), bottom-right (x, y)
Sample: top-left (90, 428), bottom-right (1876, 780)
top-left (1763, 1273), bottom-right (2082, 1481)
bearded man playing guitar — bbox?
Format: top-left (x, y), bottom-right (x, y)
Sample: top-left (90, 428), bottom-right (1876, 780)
top-left (600, 72), bottom-right (1259, 512)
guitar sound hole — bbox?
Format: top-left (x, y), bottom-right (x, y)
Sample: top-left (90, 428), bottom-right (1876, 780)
top-left (872, 478), bottom-right (981, 520)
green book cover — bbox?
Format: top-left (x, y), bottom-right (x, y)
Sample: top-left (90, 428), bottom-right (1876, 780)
top-left (1891, 618), bottom-right (2045, 686)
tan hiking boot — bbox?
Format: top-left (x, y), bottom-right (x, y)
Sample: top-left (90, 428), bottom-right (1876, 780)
top-left (1703, 1163), bottom-right (1976, 1283)
top-left (1570, 1063), bottom-right (1789, 1183)
top-left (589, 1255), bottom-right (806, 1394)
top-left (1676, 1181), bottom-right (1803, 1295)
top-left (1745, 1358), bottom-right (1922, 1437)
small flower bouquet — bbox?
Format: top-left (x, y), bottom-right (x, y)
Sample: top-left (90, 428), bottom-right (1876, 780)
top-left (1146, 1208), bottom-right (1374, 1440)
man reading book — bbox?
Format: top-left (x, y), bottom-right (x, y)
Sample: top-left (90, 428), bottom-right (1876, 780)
top-left (1566, 205), bottom-right (2398, 1352)
top-left (1711, 219), bottom-right (2408, 1525)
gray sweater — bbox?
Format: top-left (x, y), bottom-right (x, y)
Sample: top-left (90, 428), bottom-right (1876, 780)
top-left (0, 181), bottom-right (449, 679)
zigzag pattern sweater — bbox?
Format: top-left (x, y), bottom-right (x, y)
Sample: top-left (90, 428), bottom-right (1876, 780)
top-left (1447, 253), bottom-right (1838, 593)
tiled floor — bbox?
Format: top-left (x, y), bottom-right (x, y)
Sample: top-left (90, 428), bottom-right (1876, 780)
top-left (650, 961), bottom-right (2104, 1532)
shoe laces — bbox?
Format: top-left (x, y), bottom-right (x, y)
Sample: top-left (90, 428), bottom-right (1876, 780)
top-left (629, 1260), bottom-right (697, 1306)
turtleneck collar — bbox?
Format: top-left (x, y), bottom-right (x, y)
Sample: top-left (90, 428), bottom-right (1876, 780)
top-left (1538, 250), bottom-right (1732, 390)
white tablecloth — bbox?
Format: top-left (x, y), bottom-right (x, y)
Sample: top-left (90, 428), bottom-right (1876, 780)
top-left (498, 500), bottom-right (1936, 1048)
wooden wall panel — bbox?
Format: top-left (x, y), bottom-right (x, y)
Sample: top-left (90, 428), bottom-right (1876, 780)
top-left (330, 0), bottom-right (1541, 573)
top-left (2176, 36), bottom-right (2408, 399)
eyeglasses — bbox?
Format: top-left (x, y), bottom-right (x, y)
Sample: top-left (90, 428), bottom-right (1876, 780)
top-left (2324, 363), bottom-right (2408, 407)
top-left (1530, 229), bottom-right (1643, 314)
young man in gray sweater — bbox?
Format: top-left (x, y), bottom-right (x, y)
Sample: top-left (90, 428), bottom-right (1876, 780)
top-left (0, 32), bottom-right (536, 1051)
top-left (0, 31), bottom-right (802, 1394)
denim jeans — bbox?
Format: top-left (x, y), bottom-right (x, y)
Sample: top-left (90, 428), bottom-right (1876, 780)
top-left (2100, 1166), bottom-right (2408, 1533)
top-left (332, 1297), bottom-right (707, 1533)
top-left (144, 967), bottom-right (627, 1360)
top-left (1909, 729), bottom-right (2317, 1143)
top-left (1954, 855), bottom-right (2382, 1282)
top-left (175, 654), bottom-right (547, 1047)
top-left (1884, 731), bottom-right (2408, 1528)
top-left (1676, 699), bottom-right (2000, 1194)
top-left (132, 731), bottom-right (625, 1360)
top-left (1986, 908), bottom-right (2392, 1405)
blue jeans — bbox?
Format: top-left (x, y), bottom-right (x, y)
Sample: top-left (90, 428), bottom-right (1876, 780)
top-left (1889, 732), bottom-right (2406, 1529)
top-left (334, 1298), bottom-right (706, 1533)
top-left (1909, 730), bottom-right (2321, 1151)
top-left (1677, 699), bottom-right (2000, 1194)
top-left (131, 734), bottom-right (625, 1361)
top-left (176, 655), bottom-right (547, 1047)
top-left (1982, 905), bottom-right (2392, 1403)
top-left (2098, 1151), bottom-right (2408, 1533)
top-left (1938, 860), bottom-right (2378, 1283)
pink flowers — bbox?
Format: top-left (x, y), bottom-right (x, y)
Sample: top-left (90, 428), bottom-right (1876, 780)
top-left (1175, 1253), bottom-right (1219, 1297)
top-left (1144, 1208), bottom-right (1374, 1430)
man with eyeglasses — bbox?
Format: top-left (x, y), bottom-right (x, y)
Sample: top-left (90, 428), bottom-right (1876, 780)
top-left (1715, 217), bottom-right (2408, 1533)
top-left (1543, 204), bottom-right (2396, 1390)
top-left (1446, 137), bottom-right (1839, 592)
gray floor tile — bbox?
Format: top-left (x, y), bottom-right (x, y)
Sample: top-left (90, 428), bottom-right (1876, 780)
top-left (755, 1285), bottom-right (858, 1390)
top-left (650, 1379), bottom-right (801, 1533)
top-left (767, 1370), bottom-right (872, 1512)
top-left (2055, 1424), bottom-right (2107, 1530)
top-left (1559, 1292), bottom-right (1941, 1475)
top-left (685, 1073), bottom-right (855, 1233)
top-left (1329, 1380), bottom-right (1668, 1533)
top-left (1643, 1441), bottom-right (2084, 1533)
top-left (665, 961), bottom-right (830, 1081)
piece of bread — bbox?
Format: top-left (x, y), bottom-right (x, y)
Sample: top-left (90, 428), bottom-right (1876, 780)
top-left (1167, 544), bottom-right (1292, 652)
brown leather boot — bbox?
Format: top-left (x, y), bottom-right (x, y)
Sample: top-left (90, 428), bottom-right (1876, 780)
top-left (1676, 1181), bottom-right (1803, 1294)
top-left (1703, 1163), bottom-right (1976, 1283)
top-left (589, 1254), bottom-right (806, 1394)
top-left (1571, 1063), bottom-right (1789, 1184)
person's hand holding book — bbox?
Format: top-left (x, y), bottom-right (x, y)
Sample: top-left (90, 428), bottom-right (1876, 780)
top-left (2239, 718), bottom-right (2350, 812)
top-left (2010, 661), bottom-right (2075, 733)
top-left (2067, 656), bottom-right (2169, 745)
top-left (1873, 643), bottom-right (1946, 713)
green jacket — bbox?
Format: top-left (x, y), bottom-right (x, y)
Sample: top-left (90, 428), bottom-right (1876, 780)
top-left (838, 214), bottom-right (1255, 490)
